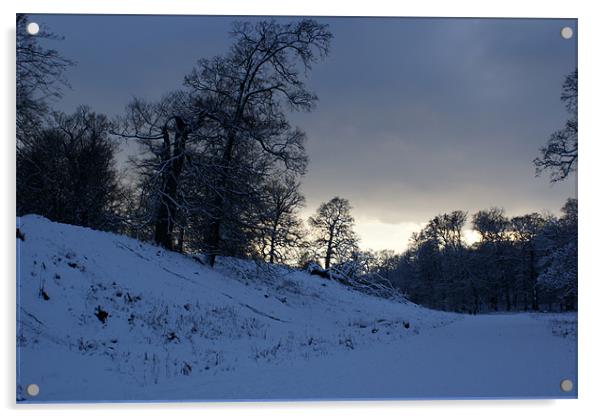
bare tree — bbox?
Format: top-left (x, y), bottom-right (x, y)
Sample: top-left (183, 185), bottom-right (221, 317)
top-left (184, 19), bottom-right (332, 266)
top-left (426, 210), bottom-right (467, 250)
top-left (256, 175), bottom-right (306, 264)
top-left (472, 207), bottom-right (509, 243)
top-left (309, 197), bottom-right (358, 269)
top-left (116, 93), bottom-right (200, 250)
top-left (534, 69), bottom-right (577, 182)
top-left (405, 211), bottom-right (469, 310)
top-left (16, 14), bottom-right (73, 144)
top-left (472, 208), bottom-right (514, 310)
top-left (510, 213), bottom-right (546, 310)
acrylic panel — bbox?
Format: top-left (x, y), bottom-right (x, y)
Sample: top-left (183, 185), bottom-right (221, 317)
top-left (16, 14), bottom-right (578, 403)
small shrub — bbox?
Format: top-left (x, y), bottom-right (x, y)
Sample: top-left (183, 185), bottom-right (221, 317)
top-left (94, 306), bottom-right (109, 324)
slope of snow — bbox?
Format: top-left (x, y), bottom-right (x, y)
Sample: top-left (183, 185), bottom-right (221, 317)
top-left (16, 215), bottom-right (577, 402)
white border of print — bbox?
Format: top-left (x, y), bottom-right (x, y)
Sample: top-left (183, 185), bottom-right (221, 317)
top-left (2, 1), bottom-right (600, 418)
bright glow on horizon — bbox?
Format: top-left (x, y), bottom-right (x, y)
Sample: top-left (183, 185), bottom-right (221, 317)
top-left (355, 219), bottom-right (482, 253)
top-left (354, 219), bottom-right (425, 253)
top-left (463, 229), bottom-right (481, 246)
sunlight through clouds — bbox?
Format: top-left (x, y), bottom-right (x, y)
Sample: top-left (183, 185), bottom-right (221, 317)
top-left (463, 229), bottom-right (481, 246)
top-left (354, 219), bottom-right (481, 252)
top-left (354, 219), bottom-right (425, 252)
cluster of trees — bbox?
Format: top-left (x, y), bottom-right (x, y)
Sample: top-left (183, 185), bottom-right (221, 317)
top-left (381, 201), bottom-right (577, 313)
top-left (17, 107), bottom-right (122, 229)
top-left (16, 14), bottom-right (577, 312)
top-left (117, 19), bottom-right (332, 267)
top-left (15, 13), bottom-right (358, 270)
top-left (17, 16), bottom-right (337, 267)
top-left (305, 199), bottom-right (577, 313)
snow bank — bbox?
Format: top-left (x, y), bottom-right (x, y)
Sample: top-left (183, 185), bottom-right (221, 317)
top-left (17, 215), bottom-right (456, 402)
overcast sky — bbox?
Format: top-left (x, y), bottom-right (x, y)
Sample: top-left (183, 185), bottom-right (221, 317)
top-left (30, 14), bottom-right (577, 252)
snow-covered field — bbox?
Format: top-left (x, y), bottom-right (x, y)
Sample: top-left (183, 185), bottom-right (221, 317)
top-left (16, 215), bottom-right (577, 402)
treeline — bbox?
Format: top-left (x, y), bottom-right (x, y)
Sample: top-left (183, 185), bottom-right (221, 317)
top-left (377, 202), bottom-right (577, 313)
top-left (300, 201), bottom-right (577, 313)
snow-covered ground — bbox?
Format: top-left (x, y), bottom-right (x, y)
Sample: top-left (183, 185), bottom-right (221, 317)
top-left (16, 215), bottom-right (577, 402)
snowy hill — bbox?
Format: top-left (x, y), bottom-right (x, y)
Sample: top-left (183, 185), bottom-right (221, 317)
top-left (16, 215), bottom-right (576, 402)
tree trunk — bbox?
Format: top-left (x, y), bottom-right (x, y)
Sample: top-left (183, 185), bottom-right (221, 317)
top-left (154, 126), bottom-right (172, 249)
top-left (207, 129), bottom-right (236, 267)
top-left (176, 227), bottom-right (185, 253)
top-left (529, 247), bottom-right (539, 310)
top-left (472, 285), bottom-right (479, 314)
top-left (491, 294), bottom-right (498, 311)
top-left (268, 223), bottom-right (278, 264)
top-left (324, 234), bottom-right (334, 270)
top-left (154, 117), bottom-right (187, 251)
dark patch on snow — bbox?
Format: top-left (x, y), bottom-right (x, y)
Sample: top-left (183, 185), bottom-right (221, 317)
top-left (66, 259), bottom-right (86, 272)
top-left (125, 292), bottom-right (142, 304)
top-left (181, 362), bottom-right (192, 375)
top-left (16, 228), bottom-right (25, 241)
top-left (309, 268), bottom-right (329, 279)
top-left (94, 306), bottom-right (109, 324)
top-left (340, 337), bottom-right (354, 350)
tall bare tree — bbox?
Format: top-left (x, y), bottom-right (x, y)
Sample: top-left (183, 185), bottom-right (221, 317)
top-left (309, 197), bottom-right (358, 269)
top-left (117, 93), bottom-right (200, 250)
top-left (16, 14), bottom-right (73, 144)
top-left (472, 208), bottom-right (514, 310)
top-left (510, 213), bottom-right (546, 310)
top-left (256, 175), bottom-right (306, 264)
top-left (184, 19), bottom-right (332, 266)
